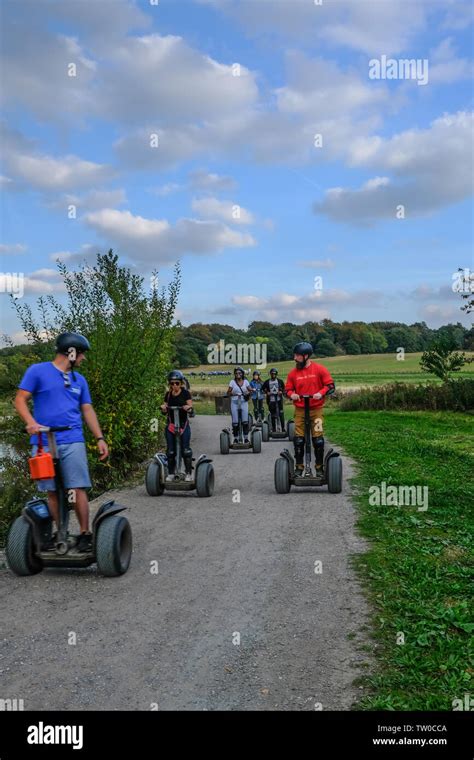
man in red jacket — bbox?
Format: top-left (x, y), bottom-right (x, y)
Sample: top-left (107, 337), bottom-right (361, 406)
top-left (285, 342), bottom-right (335, 476)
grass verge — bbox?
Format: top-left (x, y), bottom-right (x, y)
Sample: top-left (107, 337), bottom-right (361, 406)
top-left (326, 410), bottom-right (474, 710)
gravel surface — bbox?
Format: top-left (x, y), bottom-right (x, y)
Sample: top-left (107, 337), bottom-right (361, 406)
top-left (0, 415), bottom-right (371, 711)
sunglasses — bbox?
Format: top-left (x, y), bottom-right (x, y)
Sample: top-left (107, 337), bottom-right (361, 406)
top-left (170, 381), bottom-right (181, 386)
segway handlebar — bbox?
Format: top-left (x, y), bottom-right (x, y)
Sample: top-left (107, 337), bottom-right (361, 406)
top-left (38, 425), bottom-right (72, 432)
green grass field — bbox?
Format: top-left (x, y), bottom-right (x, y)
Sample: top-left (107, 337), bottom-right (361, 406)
top-left (326, 409), bottom-right (474, 710)
top-left (185, 352), bottom-right (474, 390)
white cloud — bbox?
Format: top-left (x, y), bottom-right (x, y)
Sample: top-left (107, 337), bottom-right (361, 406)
top-left (22, 269), bottom-right (66, 295)
top-left (188, 169), bottom-right (237, 193)
top-left (150, 183), bottom-right (183, 197)
top-left (315, 112), bottom-right (474, 225)
top-left (49, 244), bottom-right (102, 266)
top-left (47, 189), bottom-right (127, 213)
top-left (191, 197), bottom-right (254, 225)
top-left (429, 37), bottom-right (473, 84)
top-left (229, 287), bottom-right (384, 322)
top-left (197, 0), bottom-right (429, 55)
top-left (83, 208), bottom-right (255, 263)
top-left (98, 34), bottom-right (258, 127)
top-left (0, 243), bottom-right (27, 254)
top-left (276, 53), bottom-right (387, 120)
top-left (7, 151), bottom-right (114, 192)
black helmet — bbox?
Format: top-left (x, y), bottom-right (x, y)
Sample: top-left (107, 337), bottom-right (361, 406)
top-left (293, 341), bottom-right (313, 357)
top-left (270, 367), bottom-right (278, 375)
top-left (234, 366), bottom-right (244, 375)
top-left (168, 369), bottom-right (184, 383)
top-left (293, 341), bottom-right (312, 369)
top-left (55, 332), bottom-right (90, 355)
top-left (253, 370), bottom-right (261, 377)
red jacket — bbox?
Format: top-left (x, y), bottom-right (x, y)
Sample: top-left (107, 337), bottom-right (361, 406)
top-left (285, 361), bottom-right (334, 408)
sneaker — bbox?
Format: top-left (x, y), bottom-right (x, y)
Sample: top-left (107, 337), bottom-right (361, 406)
top-left (184, 473), bottom-right (193, 482)
top-left (77, 532), bottom-right (92, 553)
top-left (315, 467), bottom-right (324, 480)
top-left (295, 466), bottom-right (304, 476)
top-left (244, 437), bottom-right (249, 444)
top-left (233, 437), bottom-right (239, 445)
top-left (166, 473), bottom-right (175, 481)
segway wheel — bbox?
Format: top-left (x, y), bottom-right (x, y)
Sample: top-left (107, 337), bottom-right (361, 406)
top-left (262, 421), bottom-right (269, 442)
top-left (196, 463), bottom-right (214, 497)
top-left (96, 515), bottom-right (132, 577)
top-left (327, 456), bottom-right (343, 494)
top-left (145, 460), bottom-right (164, 496)
top-left (220, 431), bottom-right (230, 455)
top-left (252, 430), bottom-right (262, 453)
top-left (6, 517), bottom-right (43, 576)
top-left (287, 420), bottom-right (295, 441)
top-left (274, 457), bottom-right (291, 494)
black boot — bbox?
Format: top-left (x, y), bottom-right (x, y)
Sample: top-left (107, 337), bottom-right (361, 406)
top-left (279, 411), bottom-right (286, 432)
top-left (243, 421), bottom-right (249, 443)
top-left (313, 437), bottom-right (324, 476)
top-left (166, 452), bottom-right (176, 479)
top-left (294, 436), bottom-right (304, 474)
top-left (183, 448), bottom-right (193, 481)
top-left (232, 424), bottom-right (239, 444)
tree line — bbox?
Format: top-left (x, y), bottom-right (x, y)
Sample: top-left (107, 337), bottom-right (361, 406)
top-left (172, 319), bottom-right (474, 367)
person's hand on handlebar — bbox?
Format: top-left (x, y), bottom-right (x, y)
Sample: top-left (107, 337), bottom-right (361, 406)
top-left (290, 393), bottom-right (300, 401)
top-left (183, 404), bottom-right (192, 412)
top-left (26, 421), bottom-right (42, 435)
top-left (313, 392), bottom-right (323, 400)
top-left (160, 402), bottom-right (168, 412)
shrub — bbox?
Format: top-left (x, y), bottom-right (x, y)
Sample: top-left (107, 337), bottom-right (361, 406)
top-left (338, 379), bottom-right (474, 412)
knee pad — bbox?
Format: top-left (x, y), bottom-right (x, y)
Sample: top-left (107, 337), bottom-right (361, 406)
top-left (183, 448), bottom-right (193, 459)
top-left (294, 436), bottom-right (305, 452)
top-left (312, 437), bottom-right (324, 448)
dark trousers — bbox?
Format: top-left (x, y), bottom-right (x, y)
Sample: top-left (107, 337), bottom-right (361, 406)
top-left (166, 425), bottom-right (191, 473)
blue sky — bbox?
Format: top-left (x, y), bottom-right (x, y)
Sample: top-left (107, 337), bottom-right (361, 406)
top-left (1, 0), bottom-right (473, 340)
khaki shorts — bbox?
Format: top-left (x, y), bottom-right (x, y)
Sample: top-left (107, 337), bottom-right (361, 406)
top-left (294, 406), bottom-right (324, 437)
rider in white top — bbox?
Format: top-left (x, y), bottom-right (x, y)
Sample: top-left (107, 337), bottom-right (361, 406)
top-left (226, 367), bottom-right (252, 443)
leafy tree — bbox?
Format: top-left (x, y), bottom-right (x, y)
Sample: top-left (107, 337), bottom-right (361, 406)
top-left (420, 339), bottom-right (472, 382)
top-left (315, 338), bottom-right (337, 356)
top-left (346, 338), bottom-right (361, 355)
top-left (12, 250), bottom-right (180, 489)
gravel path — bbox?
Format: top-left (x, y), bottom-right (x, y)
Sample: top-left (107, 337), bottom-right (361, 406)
top-left (0, 415), bottom-right (371, 710)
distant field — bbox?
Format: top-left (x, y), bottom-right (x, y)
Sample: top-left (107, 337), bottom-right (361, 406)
top-left (184, 352), bottom-right (474, 390)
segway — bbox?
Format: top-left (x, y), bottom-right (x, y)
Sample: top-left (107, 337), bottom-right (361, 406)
top-left (274, 395), bottom-right (342, 493)
top-left (6, 426), bottom-right (132, 577)
top-left (220, 394), bottom-right (262, 454)
top-left (264, 392), bottom-right (294, 443)
top-left (146, 406), bottom-right (214, 497)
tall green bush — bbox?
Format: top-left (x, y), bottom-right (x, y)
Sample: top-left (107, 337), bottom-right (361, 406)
top-left (2, 250), bottom-right (180, 517)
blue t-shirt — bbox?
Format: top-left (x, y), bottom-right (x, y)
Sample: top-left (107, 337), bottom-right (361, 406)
top-left (19, 362), bottom-right (92, 445)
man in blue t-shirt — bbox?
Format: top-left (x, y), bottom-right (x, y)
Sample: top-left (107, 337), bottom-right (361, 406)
top-left (15, 332), bottom-right (108, 552)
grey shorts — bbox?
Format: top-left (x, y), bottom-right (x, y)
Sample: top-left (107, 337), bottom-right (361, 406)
top-left (31, 441), bottom-right (92, 492)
